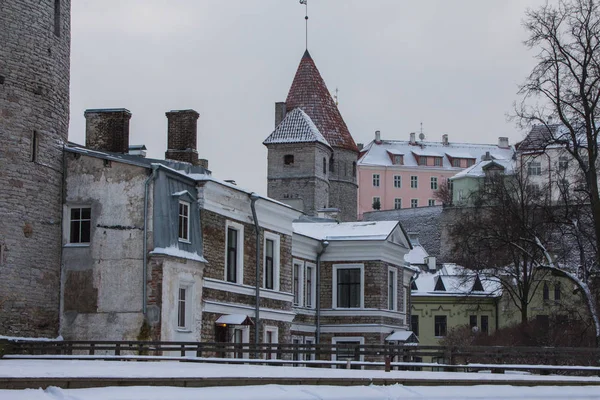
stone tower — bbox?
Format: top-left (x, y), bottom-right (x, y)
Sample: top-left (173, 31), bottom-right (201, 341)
top-left (0, 0), bottom-right (71, 336)
top-left (264, 50), bottom-right (358, 221)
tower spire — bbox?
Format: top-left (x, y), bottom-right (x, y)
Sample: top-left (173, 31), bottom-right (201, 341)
top-left (300, 0), bottom-right (308, 49)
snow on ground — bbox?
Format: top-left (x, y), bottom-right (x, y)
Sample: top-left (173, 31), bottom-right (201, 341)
top-left (1, 359), bottom-right (600, 383)
top-left (4, 384), bottom-right (600, 400)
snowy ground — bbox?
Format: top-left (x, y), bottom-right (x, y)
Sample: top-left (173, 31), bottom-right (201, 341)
top-left (4, 384), bottom-right (600, 400)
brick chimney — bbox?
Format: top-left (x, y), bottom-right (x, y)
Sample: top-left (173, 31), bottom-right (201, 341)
top-left (165, 109), bottom-right (200, 165)
top-left (374, 130), bottom-right (382, 144)
top-left (498, 137), bottom-right (509, 148)
top-left (84, 108), bottom-right (131, 153)
top-left (275, 102), bottom-right (286, 128)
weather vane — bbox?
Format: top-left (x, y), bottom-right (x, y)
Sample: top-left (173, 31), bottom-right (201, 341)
top-left (300, 0), bottom-right (308, 49)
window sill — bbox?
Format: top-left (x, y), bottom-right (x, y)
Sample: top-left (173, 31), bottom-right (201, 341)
top-left (178, 239), bottom-right (191, 244)
top-left (332, 307), bottom-right (364, 310)
top-left (176, 328), bottom-right (192, 333)
top-left (64, 243), bottom-right (90, 248)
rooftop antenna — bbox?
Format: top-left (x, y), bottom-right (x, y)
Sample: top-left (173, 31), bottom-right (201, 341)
top-left (420, 122), bottom-right (423, 136)
top-left (300, 0), bottom-right (308, 49)
top-left (334, 87), bottom-right (339, 106)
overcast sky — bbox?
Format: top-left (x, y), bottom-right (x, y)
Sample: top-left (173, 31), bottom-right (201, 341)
top-left (69, 0), bottom-right (550, 195)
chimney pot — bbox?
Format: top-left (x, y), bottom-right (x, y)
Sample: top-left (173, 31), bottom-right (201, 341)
top-left (498, 137), bottom-right (509, 148)
top-left (442, 134), bottom-right (449, 146)
top-left (84, 108), bottom-right (132, 153)
top-left (165, 109), bottom-right (200, 165)
top-left (375, 130), bottom-right (381, 144)
top-left (409, 132), bottom-right (416, 145)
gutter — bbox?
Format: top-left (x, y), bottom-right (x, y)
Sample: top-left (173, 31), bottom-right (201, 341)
top-left (142, 164), bottom-right (159, 315)
top-left (316, 240), bottom-right (329, 344)
top-left (249, 193), bottom-right (261, 350)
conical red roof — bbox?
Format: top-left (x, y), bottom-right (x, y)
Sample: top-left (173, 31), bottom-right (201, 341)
top-left (285, 50), bottom-right (358, 152)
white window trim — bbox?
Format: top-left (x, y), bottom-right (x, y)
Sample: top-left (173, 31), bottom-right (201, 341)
top-left (229, 326), bottom-right (250, 359)
top-left (304, 336), bottom-right (316, 361)
top-left (263, 231), bottom-right (281, 291)
top-left (332, 263), bottom-right (365, 309)
top-left (178, 200), bottom-right (191, 243)
top-left (410, 176), bottom-right (418, 188)
top-left (372, 196), bottom-right (380, 209)
top-left (403, 285), bottom-right (408, 313)
top-left (305, 262), bottom-right (316, 309)
top-left (292, 259), bottom-right (305, 307)
top-left (394, 198), bottom-right (402, 209)
top-left (411, 199), bottom-right (418, 208)
top-left (372, 173), bottom-right (380, 187)
top-left (428, 199), bottom-right (435, 206)
top-left (64, 205), bottom-right (91, 247)
top-left (331, 336), bottom-right (365, 364)
top-left (263, 325), bottom-right (279, 359)
top-left (387, 266), bottom-right (398, 311)
top-left (225, 220), bottom-right (244, 284)
top-left (393, 175), bottom-right (401, 188)
top-left (430, 176), bottom-right (438, 190)
top-left (176, 281), bottom-right (194, 332)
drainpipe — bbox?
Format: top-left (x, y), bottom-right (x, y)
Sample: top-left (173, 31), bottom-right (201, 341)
top-left (249, 193), bottom-right (261, 350)
top-left (142, 164), bottom-right (159, 315)
top-left (316, 240), bottom-right (329, 344)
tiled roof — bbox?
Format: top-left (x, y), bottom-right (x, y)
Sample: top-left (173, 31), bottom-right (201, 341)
top-left (263, 108), bottom-right (330, 148)
top-left (285, 50), bottom-right (358, 152)
top-left (516, 124), bottom-right (562, 151)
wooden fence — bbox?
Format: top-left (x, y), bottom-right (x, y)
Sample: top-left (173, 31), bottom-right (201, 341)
top-left (3, 340), bottom-right (600, 376)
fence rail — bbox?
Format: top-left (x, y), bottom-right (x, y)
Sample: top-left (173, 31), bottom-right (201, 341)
top-left (2, 340), bottom-right (600, 376)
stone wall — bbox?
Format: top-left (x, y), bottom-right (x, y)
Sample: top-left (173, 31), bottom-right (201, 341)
top-left (328, 147), bottom-right (358, 221)
top-left (0, 0), bottom-right (71, 337)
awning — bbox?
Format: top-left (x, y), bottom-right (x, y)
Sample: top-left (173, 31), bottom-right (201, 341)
top-left (385, 331), bottom-right (418, 342)
top-left (215, 314), bottom-right (254, 326)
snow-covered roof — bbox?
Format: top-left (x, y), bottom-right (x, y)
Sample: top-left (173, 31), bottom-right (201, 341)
top-left (215, 314), bottom-right (254, 326)
top-left (404, 244), bottom-right (429, 265)
top-left (359, 139), bottom-right (514, 169)
top-left (263, 108), bottom-right (330, 148)
top-left (451, 159), bottom-right (515, 180)
top-left (149, 246), bottom-right (208, 263)
top-left (385, 331), bottom-right (418, 342)
top-left (293, 220), bottom-right (400, 241)
top-left (412, 264), bottom-right (501, 297)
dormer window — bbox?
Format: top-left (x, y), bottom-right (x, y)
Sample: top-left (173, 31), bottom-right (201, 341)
top-left (434, 157), bottom-right (442, 166)
top-left (452, 159), bottom-right (461, 167)
top-left (284, 154), bottom-right (294, 165)
top-left (434, 277), bottom-right (446, 291)
top-left (393, 155), bottom-right (403, 165)
top-left (178, 201), bottom-right (190, 242)
top-left (472, 276), bottom-right (484, 292)
top-left (467, 159), bottom-right (475, 167)
top-left (419, 156), bottom-right (427, 166)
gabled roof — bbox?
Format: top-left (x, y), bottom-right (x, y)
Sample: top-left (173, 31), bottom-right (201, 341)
top-left (517, 124), bottom-right (562, 151)
top-left (293, 220), bottom-right (402, 242)
top-left (263, 108), bottom-right (330, 148)
top-left (285, 50), bottom-right (358, 152)
top-left (451, 158), bottom-right (514, 180)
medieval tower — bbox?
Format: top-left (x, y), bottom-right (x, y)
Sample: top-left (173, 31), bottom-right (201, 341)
top-left (0, 0), bottom-right (71, 336)
top-left (264, 50), bottom-right (359, 221)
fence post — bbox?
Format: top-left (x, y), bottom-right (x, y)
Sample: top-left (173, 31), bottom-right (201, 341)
top-left (90, 343), bottom-right (95, 356)
top-left (196, 343), bottom-right (202, 358)
top-left (115, 343), bottom-right (121, 356)
top-left (180, 344), bottom-right (185, 357)
top-left (385, 356), bottom-right (391, 372)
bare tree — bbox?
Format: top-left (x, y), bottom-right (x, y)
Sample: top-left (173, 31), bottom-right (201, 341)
top-left (434, 179), bottom-right (453, 206)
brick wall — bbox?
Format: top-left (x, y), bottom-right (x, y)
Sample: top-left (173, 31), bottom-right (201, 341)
top-left (0, 0), bottom-right (71, 337)
top-left (84, 109), bottom-right (131, 153)
top-left (165, 109), bottom-right (199, 165)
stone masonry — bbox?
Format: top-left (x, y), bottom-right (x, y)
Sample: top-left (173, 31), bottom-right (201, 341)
top-left (84, 108), bottom-right (132, 154)
top-left (165, 109), bottom-right (200, 165)
top-left (0, 0), bottom-right (71, 336)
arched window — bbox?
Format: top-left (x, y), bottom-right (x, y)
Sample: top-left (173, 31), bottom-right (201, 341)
top-left (554, 282), bottom-right (561, 301)
top-left (542, 282), bottom-right (549, 300)
top-left (329, 157), bottom-right (335, 173)
top-left (284, 154), bottom-right (294, 165)
top-left (323, 158), bottom-right (327, 174)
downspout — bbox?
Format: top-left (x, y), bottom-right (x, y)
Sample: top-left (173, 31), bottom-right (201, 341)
top-left (142, 164), bottom-right (159, 315)
top-left (316, 240), bottom-right (329, 344)
top-left (249, 193), bottom-right (261, 350)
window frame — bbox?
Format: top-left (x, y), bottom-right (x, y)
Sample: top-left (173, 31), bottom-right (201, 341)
top-left (387, 266), bottom-right (397, 311)
top-left (434, 157), bottom-right (442, 166)
top-left (263, 325), bottom-right (279, 359)
top-left (394, 198), bottom-right (402, 209)
top-left (430, 176), bottom-right (438, 190)
top-left (305, 262), bottom-right (316, 308)
top-left (428, 199), bottom-right (435, 206)
top-left (332, 264), bottom-right (364, 309)
top-left (434, 315), bottom-right (447, 337)
top-left (292, 259), bottom-right (304, 306)
top-left (225, 220), bottom-right (244, 284)
top-left (372, 196), bottom-right (381, 210)
top-left (393, 175), bottom-right (402, 188)
top-left (452, 159), bottom-right (461, 168)
top-left (528, 160), bottom-right (542, 176)
top-left (177, 282), bottom-right (193, 332)
top-left (66, 205), bottom-right (92, 246)
top-left (411, 199), bottom-right (418, 208)
top-left (410, 176), bottom-right (418, 188)
top-left (372, 173), bottom-right (380, 187)
top-left (263, 231), bottom-right (281, 291)
top-left (178, 201), bottom-right (191, 243)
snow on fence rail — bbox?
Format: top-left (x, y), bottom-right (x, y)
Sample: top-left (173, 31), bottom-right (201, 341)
top-left (2, 340), bottom-right (600, 376)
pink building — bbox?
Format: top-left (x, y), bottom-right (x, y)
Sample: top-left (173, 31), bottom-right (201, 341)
top-left (357, 131), bottom-right (513, 218)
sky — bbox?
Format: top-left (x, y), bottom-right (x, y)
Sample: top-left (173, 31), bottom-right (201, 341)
top-left (69, 0), bottom-right (551, 195)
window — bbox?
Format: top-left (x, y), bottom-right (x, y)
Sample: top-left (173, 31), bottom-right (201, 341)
top-left (177, 286), bottom-right (191, 330)
top-left (263, 232), bottom-right (280, 291)
top-left (284, 154), bottom-right (294, 165)
top-left (329, 157), bottom-right (335, 172)
top-left (293, 261), bottom-right (302, 306)
top-left (410, 176), bottom-right (418, 188)
top-left (334, 265), bottom-right (363, 308)
top-left (411, 199), bottom-right (418, 208)
top-left (434, 315), bottom-right (447, 337)
top-left (467, 159), bottom-right (475, 167)
top-left (178, 201), bottom-right (190, 242)
top-left (554, 282), bottom-right (561, 301)
top-left (428, 199), bottom-right (435, 206)
top-left (543, 282), bottom-right (549, 300)
top-left (469, 315), bottom-right (477, 329)
top-left (232, 328), bottom-right (244, 358)
top-left (352, 161), bottom-right (356, 177)
top-left (54, 0), bottom-right (61, 37)
top-left (481, 315), bottom-right (489, 334)
top-left (264, 326), bottom-right (278, 359)
top-left (225, 221), bottom-right (244, 284)
top-left (372, 174), bottom-right (380, 187)
top-left (434, 157), bottom-right (442, 166)
top-left (372, 196), bottom-right (381, 210)
top-left (69, 207), bottom-right (91, 244)
top-left (31, 131), bottom-right (39, 162)
top-left (394, 175), bottom-right (401, 188)
top-left (430, 176), bottom-right (438, 190)
top-left (394, 198), bottom-right (402, 209)
top-left (411, 315), bottom-right (419, 337)
top-left (452, 159), bottom-right (461, 167)
top-left (528, 160), bottom-right (542, 176)
top-left (558, 156), bottom-right (569, 171)
top-left (305, 264), bottom-right (315, 308)
top-left (419, 156), bottom-right (427, 166)
top-left (393, 155), bottom-right (403, 165)
top-left (388, 268), bottom-right (397, 311)
top-left (323, 158), bottom-right (327, 174)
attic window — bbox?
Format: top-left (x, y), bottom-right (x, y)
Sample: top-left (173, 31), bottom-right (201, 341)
top-left (418, 156), bottom-right (427, 166)
top-left (472, 276), bottom-right (484, 292)
top-left (393, 155), bottom-right (403, 165)
top-left (284, 154), bottom-right (294, 165)
top-left (434, 277), bottom-right (446, 291)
